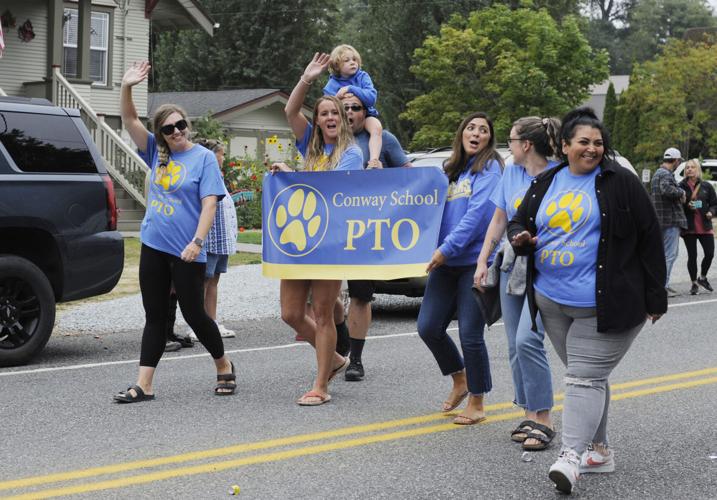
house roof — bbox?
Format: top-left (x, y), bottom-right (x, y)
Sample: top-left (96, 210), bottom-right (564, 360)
top-left (149, 0), bottom-right (216, 36)
top-left (590, 75), bottom-right (630, 95)
top-left (148, 89), bottom-right (314, 121)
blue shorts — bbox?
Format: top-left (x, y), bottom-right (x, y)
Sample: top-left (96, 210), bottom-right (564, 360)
top-left (205, 253), bottom-right (229, 278)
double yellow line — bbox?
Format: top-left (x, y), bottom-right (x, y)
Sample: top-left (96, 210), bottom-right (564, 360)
top-left (3, 366), bottom-right (717, 499)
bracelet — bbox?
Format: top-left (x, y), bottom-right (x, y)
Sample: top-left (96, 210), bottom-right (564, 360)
top-left (300, 76), bottom-right (314, 86)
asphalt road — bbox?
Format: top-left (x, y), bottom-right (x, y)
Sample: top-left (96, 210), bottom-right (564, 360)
top-left (1, 252), bottom-right (716, 499)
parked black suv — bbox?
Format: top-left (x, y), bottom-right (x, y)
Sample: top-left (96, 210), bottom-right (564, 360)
top-left (0, 97), bottom-right (124, 366)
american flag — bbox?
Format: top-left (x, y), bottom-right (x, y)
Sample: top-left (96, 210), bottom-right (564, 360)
top-left (0, 23), bottom-right (5, 58)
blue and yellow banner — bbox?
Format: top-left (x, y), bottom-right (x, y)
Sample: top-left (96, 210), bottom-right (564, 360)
top-left (262, 168), bottom-right (448, 280)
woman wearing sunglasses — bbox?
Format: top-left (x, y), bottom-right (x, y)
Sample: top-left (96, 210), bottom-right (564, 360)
top-left (113, 61), bottom-right (236, 403)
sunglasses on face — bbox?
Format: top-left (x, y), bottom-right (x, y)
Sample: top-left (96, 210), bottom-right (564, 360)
top-left (160, 119), bottom-right (188, 136)
top-left (344, 105), bottom-right (364, 112)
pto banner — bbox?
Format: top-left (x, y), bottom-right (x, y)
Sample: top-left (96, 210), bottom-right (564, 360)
top-left (262, 168), bottom-right (448, 279)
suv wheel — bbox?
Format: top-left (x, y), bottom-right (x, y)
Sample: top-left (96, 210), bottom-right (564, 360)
top-left (0, 255), bottom-right (56, 367)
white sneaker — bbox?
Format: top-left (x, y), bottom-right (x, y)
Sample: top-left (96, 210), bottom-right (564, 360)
top-left (185, 328), bottom-right (199, 342)
top-left (549, 449), bottom-right (581, 494)
top-left (580, 445), bottom-right (615, 473)
top-left (218, 323), bottom-right (236, 339)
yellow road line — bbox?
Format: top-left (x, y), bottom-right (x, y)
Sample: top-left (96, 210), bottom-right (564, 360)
top-left (1, 368), bottom-right (715, 497)
top-left (5, 375), bottom-right (717, 500)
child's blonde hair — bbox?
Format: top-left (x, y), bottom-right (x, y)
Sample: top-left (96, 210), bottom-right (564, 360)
top-left (329, 44), bottom-right (362, 75)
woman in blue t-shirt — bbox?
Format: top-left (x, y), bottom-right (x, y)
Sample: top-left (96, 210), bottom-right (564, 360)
top-left (113, 62), bottom-right (236, 403)
top-left (271, 53), bottom-right (362, 406)
top-left (474, 116), bottom-right (561, 451)
top-left (417, 112), bottom-right (503, 425)
top-left (509, 108), bottom-right (667, 494)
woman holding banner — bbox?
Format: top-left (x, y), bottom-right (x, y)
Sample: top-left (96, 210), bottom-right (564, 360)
top-left (508, 107), bottom-right (666, 494)
top-left (417, 112), bottom-right (503, 424)
top-left (271, 52), bottom-right (362, 406)
top-left (474, 116), bottom-right (561, 450)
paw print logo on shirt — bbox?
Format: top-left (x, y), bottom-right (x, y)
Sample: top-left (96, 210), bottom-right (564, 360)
top-left (268, 184), bottom-right (329, 256)
top-left (541, 191), bottom-right (591, 236)
top-left (154, 160), bottom-right (185, 193)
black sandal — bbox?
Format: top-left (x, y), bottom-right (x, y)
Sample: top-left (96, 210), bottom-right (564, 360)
top-left (510, 420), bottom-right (537, 442)
top-left (215, 362), bottom-right (236, 396)
top-left (522, 423), bottom-right (555, 450)
top-left (114, 384), bottom-right (155, 404)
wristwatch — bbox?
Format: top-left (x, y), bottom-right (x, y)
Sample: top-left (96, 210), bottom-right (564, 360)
top-left (192, 237), bottom-right (204, 248)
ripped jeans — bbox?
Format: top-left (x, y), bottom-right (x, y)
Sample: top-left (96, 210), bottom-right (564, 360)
top-left (535, 292), bottom-right (644, 455)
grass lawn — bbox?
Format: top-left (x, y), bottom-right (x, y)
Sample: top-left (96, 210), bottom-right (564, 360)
top-left (58, 237), bottom-right (261, 310)
top-left (236, 229), bottom-right (262, 245)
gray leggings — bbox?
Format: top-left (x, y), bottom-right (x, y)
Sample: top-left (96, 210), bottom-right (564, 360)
top-left (536, 292), bottom-right (644, 454)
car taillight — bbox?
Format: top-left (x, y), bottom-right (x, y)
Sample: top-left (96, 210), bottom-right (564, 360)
top-left (101, 174), bottom-right (118, 231)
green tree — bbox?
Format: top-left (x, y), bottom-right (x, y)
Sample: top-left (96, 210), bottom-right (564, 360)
top-left (603, 82), bottom-right (617, 134)
top-left (192, 113), bottom-right (228, 142)
top-left (613, 39), bottom-right (717, 164)
top-left (402, 5), bottom-right (609, 148)
top-left (151, 0), bottom-right (338, 97)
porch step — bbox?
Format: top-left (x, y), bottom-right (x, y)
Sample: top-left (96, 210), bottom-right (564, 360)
top-left (118, 219), bottom-right (142, 232)
top-left (114, 182), bottom-right (145, 233)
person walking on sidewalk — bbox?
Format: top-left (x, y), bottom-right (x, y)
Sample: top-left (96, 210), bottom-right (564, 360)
top-left (651, 147), bottom-right (687, 297)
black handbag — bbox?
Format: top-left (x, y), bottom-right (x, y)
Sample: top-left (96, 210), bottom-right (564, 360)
top-left (472, 285), bottom-right (501, 327)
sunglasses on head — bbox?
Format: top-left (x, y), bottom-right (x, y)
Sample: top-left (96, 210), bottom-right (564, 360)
top-left (344, 104), bottom-right (364, 112)
top-left (160, 119), bottom-right (188, 135)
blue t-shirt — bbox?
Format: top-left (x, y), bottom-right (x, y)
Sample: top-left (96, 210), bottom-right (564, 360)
top-left (295, 124), bottom-right (363, 171)
top-left (354, 130), bottom-right (408, 169)
top-left (534, 166), bottom-right (602, 307)
top-left (490, 161), bottom-right (560, 220)
top-left (139, 134), bottom-right (226, 262)
top-left (438, 157), bottom-right (502, 266)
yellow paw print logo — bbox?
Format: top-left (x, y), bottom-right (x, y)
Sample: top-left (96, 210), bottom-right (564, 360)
top-left (268, 185), bottom-right (328, 256)
top-left (512, 197), bottom-right (523, 211)
top-left (544, 191), bottom-right (589, 235)
top-left (154, 161), bottom-right (184, 192)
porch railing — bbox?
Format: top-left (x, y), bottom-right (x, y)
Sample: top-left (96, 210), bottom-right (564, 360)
top-left (52, 67), bottom-right (147, 206)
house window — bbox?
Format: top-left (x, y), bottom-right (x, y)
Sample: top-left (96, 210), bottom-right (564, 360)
top-left (62, 9), bottom-right (110, 86)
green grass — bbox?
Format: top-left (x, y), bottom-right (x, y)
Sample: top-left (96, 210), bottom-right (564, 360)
top-left (59, 237), bottom-right (261, 310)
top-left (236, 230), bottom-right (262, 245)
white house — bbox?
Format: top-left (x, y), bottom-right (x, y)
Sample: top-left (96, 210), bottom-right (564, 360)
top-left (0, 0), bottom-right (215, 230)
top-left (583, 75), bottom-right (630, 120)
top-left (148, 89), bottom-right (312, 162)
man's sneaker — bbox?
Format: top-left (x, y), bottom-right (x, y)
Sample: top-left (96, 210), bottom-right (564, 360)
top-left (697, 276), bottom-right (713, 292)
top-left (666, 286), bottom-right (678, 298)
top-left (336, 322), bottom-right (350, 357)
top-left (165, 340), bottom-right (182, 352)
top-left (580, 445), bottom-right (615, 474)
top-left (218, 323), bottom-right (236, 339)
top-left (345, 359), bottom-right (364, 381)
top-left (690, 283), bottom-right (699, 295)
top-left (548, 449), bottom-right (581, 494)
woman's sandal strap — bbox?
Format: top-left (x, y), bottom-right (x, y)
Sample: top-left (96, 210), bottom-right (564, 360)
top-left (530, 423), bottom-right (555, 439)
top-left (217, 373), bottom-right (236, 382)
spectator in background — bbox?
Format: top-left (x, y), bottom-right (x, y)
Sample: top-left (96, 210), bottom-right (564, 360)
top-left (678, 159), bottom-right (717, 295)
top-left (650, 147), bottom-right (687, 297)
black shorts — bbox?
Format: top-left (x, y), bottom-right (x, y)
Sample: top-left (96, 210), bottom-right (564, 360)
top-left (348, 280), bottom-right (375, 303)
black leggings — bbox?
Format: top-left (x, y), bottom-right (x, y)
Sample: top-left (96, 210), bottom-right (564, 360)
top-left (682, 234), bottom-right (715, 281)
top-left (139, 244), bottom-right (223, 367)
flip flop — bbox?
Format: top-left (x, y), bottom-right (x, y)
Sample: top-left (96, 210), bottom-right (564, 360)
top-left (442, 390), bottom-right (469, 412)
top-left (297, 390), bottom-right (332, 406)
top-left (328, 356), bottom-right (350, 382)
top-left (113, 384), bottom-right (155, 404)
top-left (453, 414), bottom-right (487, 426)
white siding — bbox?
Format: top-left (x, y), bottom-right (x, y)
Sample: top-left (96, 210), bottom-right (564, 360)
top-left (89, 0), bottom-right (149, 118)
top-left (223, 102), bottom-right (297, 130)
top-left (0, 0), bottom-right (48, 97)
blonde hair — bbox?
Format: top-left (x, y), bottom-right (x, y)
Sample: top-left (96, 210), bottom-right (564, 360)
top-left (685, 158), bottom-right (703, 179)
top-left (194, 137), bottom-right (225, 154)
top-left (304, 96), bottom-right (355, 171)
top-left (329, 44), bottom-right (362, 75)
top-left (151, 104), bottom-right (191, 169)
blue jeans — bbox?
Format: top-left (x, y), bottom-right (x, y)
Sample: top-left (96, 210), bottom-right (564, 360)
top-left (417, 264), bottom-right (492, 395)
top-left (499, 270), bottom-right (553, 412)
top-left (663, 226), bottom-right (681, 286)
